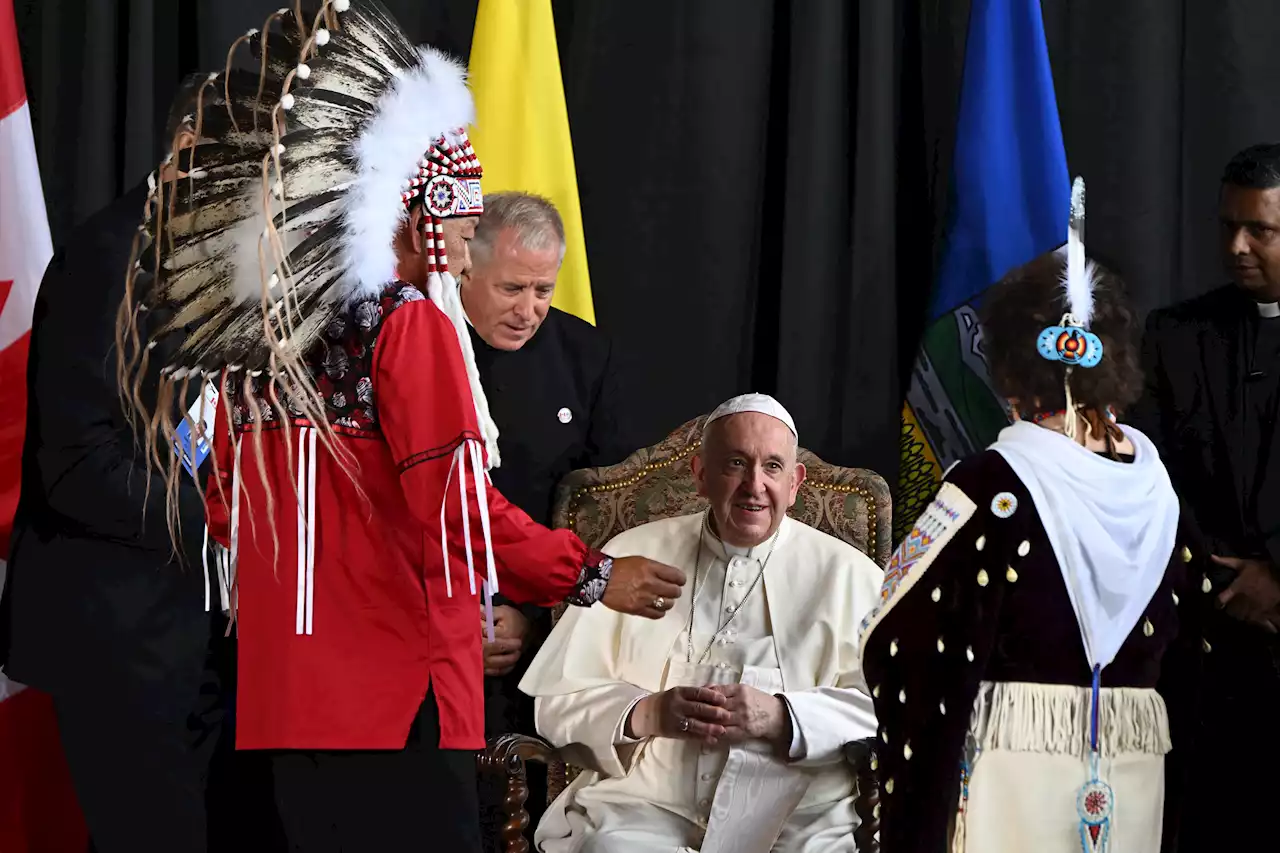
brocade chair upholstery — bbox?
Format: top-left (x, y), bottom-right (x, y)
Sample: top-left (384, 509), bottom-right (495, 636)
top-left (477, 413), bottom-right (889, 853)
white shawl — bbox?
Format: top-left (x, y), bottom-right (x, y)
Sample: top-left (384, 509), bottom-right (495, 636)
top-left (991, 421), bottom-right (1179, 670)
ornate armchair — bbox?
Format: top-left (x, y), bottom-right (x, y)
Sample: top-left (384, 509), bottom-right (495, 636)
top-left (477, 413), bottom-right (889, 853)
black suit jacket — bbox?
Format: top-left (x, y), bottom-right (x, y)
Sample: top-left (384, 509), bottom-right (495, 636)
top-left (1129, 284), bottom-right (1280, 570)
top-left (475, 308), bottom-right (637, 527)
top-left (0, 184), bottom-right (210, 721)
top-left (470, 307), bottom-right (641, 735)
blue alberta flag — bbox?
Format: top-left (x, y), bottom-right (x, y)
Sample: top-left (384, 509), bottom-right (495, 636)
top-left (896, 0), bottom-right (1070, 541)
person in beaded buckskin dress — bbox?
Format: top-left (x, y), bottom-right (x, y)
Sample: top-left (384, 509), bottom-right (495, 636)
top-left (861, 185), bottom-right (1210, 853)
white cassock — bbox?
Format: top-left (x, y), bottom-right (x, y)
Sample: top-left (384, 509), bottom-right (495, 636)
top-left (519, 513), bottom-right (882, 853)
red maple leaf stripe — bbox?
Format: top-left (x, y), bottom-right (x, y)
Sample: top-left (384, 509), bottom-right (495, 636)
top-left (0, 0), bottom-right (28, 121)
top-left (0, 329), bottom-right (28, 555)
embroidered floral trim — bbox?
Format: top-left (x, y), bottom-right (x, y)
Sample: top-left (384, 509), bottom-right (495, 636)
top-left (566, 549), bottom-right (612, 607)
top-left (231, 282), bottom-right (424, 433)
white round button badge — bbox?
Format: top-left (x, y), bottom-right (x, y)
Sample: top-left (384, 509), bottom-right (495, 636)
top-left (557, 407), bottom-right (573, 424)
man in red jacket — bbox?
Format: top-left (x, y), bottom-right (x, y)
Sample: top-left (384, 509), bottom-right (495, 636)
top-left (115, 4), bottom-right (683, 851)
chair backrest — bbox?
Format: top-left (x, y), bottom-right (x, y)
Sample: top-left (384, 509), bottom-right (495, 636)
top-left (552, 413), bottom-right (893, 565)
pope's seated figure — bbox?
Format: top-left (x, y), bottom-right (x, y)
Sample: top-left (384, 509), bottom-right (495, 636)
top-left (519, 394), bottom-right (883, 853)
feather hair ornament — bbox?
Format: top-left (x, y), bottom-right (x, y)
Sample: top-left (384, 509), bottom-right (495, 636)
top-left (116, 0), bottom-right (500, 559)
top-left (1034, 176), bottom-right (1106, 441)
top-left (1061, 176), bottom-right (1098, 328)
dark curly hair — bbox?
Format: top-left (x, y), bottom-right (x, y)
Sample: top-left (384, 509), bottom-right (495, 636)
top-left (979, 250), bottom-right (1142, 429)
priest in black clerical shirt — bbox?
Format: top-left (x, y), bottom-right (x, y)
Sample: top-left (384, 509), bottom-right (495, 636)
top-left (1129, 142), bottom-right (1280, 852)
top-left (462, 192), bottom-right (639, 846)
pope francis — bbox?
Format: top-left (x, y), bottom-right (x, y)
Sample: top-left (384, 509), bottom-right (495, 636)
top-left (519, 394), bottom-right (882, 853)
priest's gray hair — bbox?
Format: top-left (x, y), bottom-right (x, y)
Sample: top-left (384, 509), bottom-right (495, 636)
top-left (472, 191), bottom-right (567, 266)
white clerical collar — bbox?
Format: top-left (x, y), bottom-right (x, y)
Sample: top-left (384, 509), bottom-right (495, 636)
top-left (701, 513), bottom-right (784, 561)
top-left (1258, 301), bottom-right (1280, 319)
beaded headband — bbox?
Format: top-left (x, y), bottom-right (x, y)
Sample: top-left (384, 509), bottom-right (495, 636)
top-left (400, 131), bottom-right (485, 217)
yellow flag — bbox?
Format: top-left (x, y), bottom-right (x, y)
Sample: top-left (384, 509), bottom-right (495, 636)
top-left (467, 0), bottom-right (595, 325)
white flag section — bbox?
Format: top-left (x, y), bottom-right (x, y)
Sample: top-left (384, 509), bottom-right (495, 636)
top-left (0, 98), bottom-right (49, 349)
top-left (0, 1), bottom-right (88, 849)
top-left (0, 91), bottom-right (51, 708)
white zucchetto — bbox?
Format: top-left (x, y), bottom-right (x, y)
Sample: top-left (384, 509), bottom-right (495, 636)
top-left (705, 393), bottom-right (797, 439)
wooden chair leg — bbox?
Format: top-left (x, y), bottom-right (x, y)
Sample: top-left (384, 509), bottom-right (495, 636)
top-left (501, 763), bottom-right (531, 853)
top-left (479, 734), bottom-right (561, 853)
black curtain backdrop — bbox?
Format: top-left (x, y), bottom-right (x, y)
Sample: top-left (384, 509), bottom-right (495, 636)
top-left (15, 0), bottom-right (1280, 521)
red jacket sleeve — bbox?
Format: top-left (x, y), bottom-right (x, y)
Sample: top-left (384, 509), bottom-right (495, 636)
top-left (373, 297), bottom-right (596, 607)
top-left (203, 384), bottom-right (234, 550)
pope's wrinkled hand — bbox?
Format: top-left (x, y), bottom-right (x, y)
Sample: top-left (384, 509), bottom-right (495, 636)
top-left (600, 556), bottom-right (686, 619)
top-left (625, 686), bottom-right (730, 743)
top-left (708, 683), bottom-right (791, 748)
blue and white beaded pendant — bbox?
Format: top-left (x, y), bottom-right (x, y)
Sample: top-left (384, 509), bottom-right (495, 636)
top-left (1077, 665), bottom-right (1114, 853)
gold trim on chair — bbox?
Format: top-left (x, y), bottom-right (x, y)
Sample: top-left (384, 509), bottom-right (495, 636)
top-left (798, 477), bottom-right (880, 562)
top-left (565, 439), bottom-right (706, 534)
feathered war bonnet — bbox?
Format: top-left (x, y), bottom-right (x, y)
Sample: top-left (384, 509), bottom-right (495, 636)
top-left (116, 0), bottom-right (500, 543)
top-left (1035, 176), bottom-right (1106, 441)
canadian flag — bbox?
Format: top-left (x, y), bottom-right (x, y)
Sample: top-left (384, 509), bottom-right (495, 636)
top-left (0, 0), bottom-right (89, 849)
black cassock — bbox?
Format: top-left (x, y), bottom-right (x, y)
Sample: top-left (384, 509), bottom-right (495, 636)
top-left (471, 307), bottom-right (640, 841)
top-left (1129, 283), bottom-right (1280, 852)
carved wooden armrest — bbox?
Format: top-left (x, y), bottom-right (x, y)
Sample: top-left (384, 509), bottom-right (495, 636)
top-left (477, 733), bottom-right (563, 853)
top-left (844, 738), bottom-right (881, 853)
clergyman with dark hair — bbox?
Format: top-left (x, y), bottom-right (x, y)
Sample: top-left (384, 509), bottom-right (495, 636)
top-left (0, 74), bottom-right (281, 853)
top-left (1128, 141), bottom-right (1280, 851)
top-left (461, 191), bottom-right (644, 847)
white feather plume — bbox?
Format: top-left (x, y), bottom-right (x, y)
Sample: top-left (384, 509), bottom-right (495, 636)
top-left (1059, 176), bottom-right (1098, 327)
top-left (342, 47), bottom-right (475, 302)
